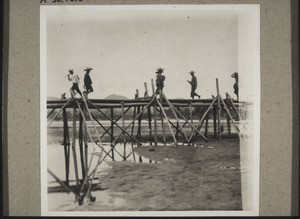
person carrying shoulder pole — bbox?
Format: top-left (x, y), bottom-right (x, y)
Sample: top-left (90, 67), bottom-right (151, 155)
top-left (83, 67), bottom-right (94, 95)
top-left (67, 69), bottom-right (82, 97)
top-left (187, 70), bottom-right (200, 99)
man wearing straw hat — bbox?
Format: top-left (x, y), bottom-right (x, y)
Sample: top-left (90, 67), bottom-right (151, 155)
top-left (83, 67), bottom-right (94, 95)
top-left (155, 67), bottom-right (166, 94)
top-left (187, 70), bottom-right (201, 99)
top-left (67, 69), bottom-right (82, 97)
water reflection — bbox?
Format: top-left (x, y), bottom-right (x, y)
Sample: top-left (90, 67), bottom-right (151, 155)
top-left (47, 141), bottom-right (162, 210)
top-left (102, 142), bottom-right (153, 163)
top-left (47, 142), bottom-right (160, 186)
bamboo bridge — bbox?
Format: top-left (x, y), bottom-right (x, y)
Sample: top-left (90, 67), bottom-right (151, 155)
top-left (46, 78), bottom-right (249, 205)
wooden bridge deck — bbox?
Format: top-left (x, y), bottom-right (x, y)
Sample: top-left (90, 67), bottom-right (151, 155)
top-left (47, 97), bottom-right (244, 109)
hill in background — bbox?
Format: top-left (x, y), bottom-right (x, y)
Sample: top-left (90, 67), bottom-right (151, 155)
top-left (105, 94), bottom-right (130, 100)
top-left (47, 96), bottom-right (61, 100)
top-left (47, 94), bottom-right (130, 100)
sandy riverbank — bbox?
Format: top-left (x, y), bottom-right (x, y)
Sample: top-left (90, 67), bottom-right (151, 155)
top-left (101, 139), bottom-right (241, 211)
top-left (48, 138), bottom-right (242, 211)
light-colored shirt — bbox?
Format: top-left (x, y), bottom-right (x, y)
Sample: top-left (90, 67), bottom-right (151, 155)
top-left (68, 74), bottom-right (80, 84)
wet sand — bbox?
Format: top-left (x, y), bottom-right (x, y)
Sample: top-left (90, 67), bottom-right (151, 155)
top-left (94, 139), bottom-right (242, 211)
top-left (47, 136), bottom-right (242, 211)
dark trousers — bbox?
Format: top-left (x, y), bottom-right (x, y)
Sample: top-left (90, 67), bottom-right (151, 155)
top-left (191, 86), bottom-right (199, 98)
top-left (71, 83), bottom-right (82, 96)
top-left (233, 83), bottom-right (239, 95)
top-left (156, 87), bottom-right (163, 94)
top-left (85, 84), bottom-right (93, 93)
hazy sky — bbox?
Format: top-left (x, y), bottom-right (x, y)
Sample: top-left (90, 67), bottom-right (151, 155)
top-left (44, 5), bottom-right (242, 99)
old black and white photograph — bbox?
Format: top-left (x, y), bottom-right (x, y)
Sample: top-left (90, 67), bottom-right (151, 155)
top-left (40, 4), bottom-right (260, 216)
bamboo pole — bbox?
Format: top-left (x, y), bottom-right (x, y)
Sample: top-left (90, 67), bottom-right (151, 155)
top-left (216, 78), bottom-right (221, 140)
top-left (131, 105), bottom-right (136, 137)
top-left (78, 147), bottom-right (97, 195)
top-left (187, 98), bottom-right (217, 142)
top-left (132, 89), bottom-right (139, 142)
top-left (153, 102), bottom-right (158, 145)
top-left (109, 146), bottom-right (124, 158)
top-left (194, 106), bottom-right (208, 134)
top-left (62, 108), bottom-right (70, 185)
top-left (205, 114), bottom-right (209, 137)
top-left (75, 100), bottom-right (109, 157)
top-left (219, 95), bottom-right (240, 134)
top-left (121, 102), bottom-right (127, 160)
top-left (163, 102), bottom-right (209, 143)
top-left (91, 114), bottom-right (111, 138)
top-left (83, 118), bottom-right (88, 174)
top-left (181, 106), bottom-right (202, 128)
top-left (224, 99), bottom-right (246, 137)
top-left (175, 106), bottom-right (180, 139)
top-left (81, 99), bottom-right (89, 177)
top-left (189, 102), bottom-right (193, 134)
top-left (76, 100), bottom-right (111, 196)
top-left (111, 94), bottom-right (158, 145)
top-left (136, 105), bottom-right (141, 139)
top-left (83, 152), bottom-right (106, 200)
top-left (151, 79), bottom-right (155, 95)
top-left (226, 93), bottom-right (244, 120)
top-left (225, 93), bottom-right (249, 134)
top-left (151, 79), bottom-right (158, 145)
top-left (131, 143), bottom-right (136, 162)
top-left (79, 109), bottom-right (86, 180)
top-left (136, 89), bottom-right (139, 99)
top-left (110, 108), bottom-right (115, 161)
top-left (47, 168), bottom-right (80, 197)
top-left (155, 106), bottom-right (186, 137)
top-left (76, 118), bottom-right (109, 197)
top-left (87, 100), bottom-right (142, 145)
top-left (156, 94), bottom-right (177, 145)
top-left (47, 108), bottom-right (56, 118)
top-left (87, 149), bottom-right (112, 178)
top-left (224, 98), bottom-right (232, 136)
top-left (159, 96), bottom-right (166, 145)
top-left (81, 96), bottom-right (102, 145)
top-left (161, 91), bottom-right (190, 143)
top-left (47, 98), bottom-right (73, 127)
top-left (137, 106), bottom-right (144, 141)
top-left (99, 107), bottom-right (132, 139)
top-left (71, 104), bottom-right (80, 188)
top-left (124, 147), bottom-right (137, 160)
top-left (213, 105), bottom-right (217, 138)
top-left (147, 105), bottom-right (152, 143)
top-left (144, 82), bottom-right (149, 97)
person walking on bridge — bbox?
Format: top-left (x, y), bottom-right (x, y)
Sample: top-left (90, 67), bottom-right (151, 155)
top-left (187, 70), bottom-right (200, 99)
top-left (155, 67), bottom-right (165, 94)
top-left (231, 72), bottom-right (239, 101)
top-left (83, 67), bottom-right (94, 95)
top-left (67, 69), bottom-right (82, 97)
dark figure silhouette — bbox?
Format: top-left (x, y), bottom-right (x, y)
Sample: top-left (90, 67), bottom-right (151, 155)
top-left (187, 70), bottom-right (200, 99)
top-left (231, 72), bottom-right (239, 101)
top-left (83, 67), bottom-right (94, 95)
top-left (155, 68), bottom-right (165, 94)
